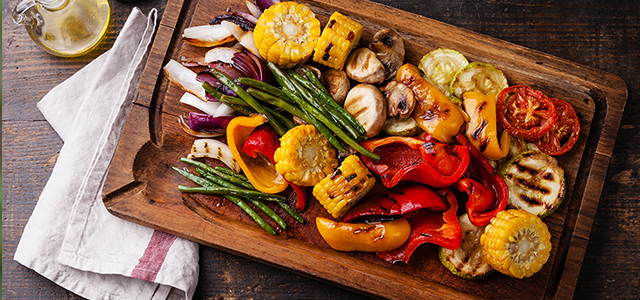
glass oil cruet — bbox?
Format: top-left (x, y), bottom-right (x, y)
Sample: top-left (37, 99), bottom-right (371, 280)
top-left (12, 0), bottom-right (110, 57)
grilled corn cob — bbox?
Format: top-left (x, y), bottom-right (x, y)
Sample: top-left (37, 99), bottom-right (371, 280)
top-left (253, 2), bottom-right (321, 68)
top-left (312, 12), bottom-right (363, 69)
top-left (313, 155), bottom-right (376, 219)
top-left (480, 209), bottom-right (551, 279)
top-left (274, 124), bottom-right (338, 187)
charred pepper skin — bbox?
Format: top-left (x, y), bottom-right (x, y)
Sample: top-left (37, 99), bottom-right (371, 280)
top-left (361, 136), bottom-right (470, 188)
top-left (462, 91), bottom-right (510, 161)
top-left (396, 63), bottom-right (465, 144)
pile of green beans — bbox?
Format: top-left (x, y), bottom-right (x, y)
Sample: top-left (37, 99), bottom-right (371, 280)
top-left (174, 157), bottom-right (304, 235)
top-left (205, 63), bottom-right (379, 161)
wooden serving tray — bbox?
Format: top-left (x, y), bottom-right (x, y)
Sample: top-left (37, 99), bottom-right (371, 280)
top-left (102, 0), bottom-right (628, 298)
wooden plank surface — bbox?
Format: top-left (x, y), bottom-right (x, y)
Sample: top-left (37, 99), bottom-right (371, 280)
top-left (2, 0), bottom-right (639, 299)
top-left (102, 0), bottom-right (627, 298)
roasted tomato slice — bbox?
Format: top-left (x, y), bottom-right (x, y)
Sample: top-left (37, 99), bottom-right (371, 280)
top-left (496, 85), bottom-right (558, 140)
top-left (534, 98), bottom-right (581, 156)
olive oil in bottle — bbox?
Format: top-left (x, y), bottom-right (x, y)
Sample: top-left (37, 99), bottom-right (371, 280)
top-left (13, 0), bottom-right (110, 57)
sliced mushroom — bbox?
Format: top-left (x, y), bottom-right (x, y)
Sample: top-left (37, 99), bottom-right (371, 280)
top-left (343, 84), bottom-right (387, 138)
top-left (371, 29), bottom-right (405, 59)
top-left (345, 48), bottom-right (386, 85)
top-left (322, 69), bottom-right (350, 105)
top-left (380, 81), bottom-right (415, 119)
top-left (369, 29), bottom-right (405, 80)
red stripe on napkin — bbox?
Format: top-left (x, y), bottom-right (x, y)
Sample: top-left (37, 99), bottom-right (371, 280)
top-left (131, 230), bottom-right (177, 282)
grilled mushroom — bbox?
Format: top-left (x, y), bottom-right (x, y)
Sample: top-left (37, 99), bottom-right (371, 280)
top-left (322, 69), bottom-right (350, 105)
top-left (343, 84), bottom-right (387, 138)
top-left (380, 81), bottom-right (415, 119)
top-left (345, 48), bottom-right (386, 85)
top-left (369, 29), bottom-right (405, 80)
top-left (371, 29), bottom-right (405, 59)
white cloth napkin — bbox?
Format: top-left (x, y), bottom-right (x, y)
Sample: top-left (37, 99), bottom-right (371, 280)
top-left (14, 7), bottom-right (200, 300)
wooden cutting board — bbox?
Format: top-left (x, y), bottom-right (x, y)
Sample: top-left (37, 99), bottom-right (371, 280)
top-left (102, 0), bottom-right (628, 298)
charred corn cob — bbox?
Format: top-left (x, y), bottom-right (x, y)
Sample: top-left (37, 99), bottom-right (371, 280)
top-left (480, 209), bottom-right (552, 279)
top-left (313, 155), bottom-right (376, 219)
top-left (253, 2), bottom-right (321, 68)
top-left (274, 124), bottom-right (338, 187)
top-left (312, 12), bottom-right (363, 69)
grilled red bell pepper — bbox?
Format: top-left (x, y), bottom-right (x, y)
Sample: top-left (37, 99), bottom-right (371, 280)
top-left (454, 133), bottom-right (508, 227)
top-left (242, 124), bottom-right (280, 164)
top-left (361, 136), bottom-right (470, 188)
top-left (343, 184), bottom-right (448, 223)
top-left (343, 185), bottom-right (462, 264)
top-left (242, 124), bottom-right (308, 211)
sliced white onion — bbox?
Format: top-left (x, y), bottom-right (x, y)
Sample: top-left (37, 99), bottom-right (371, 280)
top-left (179, 116), bottom-right (225, 138)
top-left (179, 92), bottom-right (220, 115)
top-left (188, 139), bottom-right (241, 173)
top-left (221, 21), bottom-right (263, 60)
top-left (164, 60), bottom-right (207, 101)
top-left (245, 0), bottom-right (262, 18)
top-left (204, 47), bottom-right (241, 64)
top-left (214, 103), bottom-right (237, 117)
top-left (183, 24), bottom-right (235, 48)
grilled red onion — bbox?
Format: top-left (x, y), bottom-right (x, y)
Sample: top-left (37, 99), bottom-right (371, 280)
top-left (210, 13), bottom-right (256, 31)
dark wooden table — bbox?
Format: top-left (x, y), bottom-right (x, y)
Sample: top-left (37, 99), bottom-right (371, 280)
top-left (3, 0), bottom-right (639, 299)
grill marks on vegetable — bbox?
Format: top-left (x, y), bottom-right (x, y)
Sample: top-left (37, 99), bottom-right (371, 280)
top-left (327, 170), bottom-right (374, 200)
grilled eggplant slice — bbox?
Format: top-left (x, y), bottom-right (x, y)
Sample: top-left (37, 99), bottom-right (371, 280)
top-left (501, 150), bottom-right (565, 218)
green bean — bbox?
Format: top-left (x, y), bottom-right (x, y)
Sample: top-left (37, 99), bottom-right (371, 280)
top-left (197, 167), bottom-right (255, 191)
top-left (213, 166), bottom-right (304, 224)
top-left (202, 82), bottom-right (224, 100)
top-left (236, 77), bottom-right (293, 103)
top-left (178, 185), bottom-right (286, 202)
top-left (172, 167), bottom-right (276, 235)
top-left (195, 168), bottom-right (288, 230)
top-left (219, 94), bottom-right (250, 106)
top-left (298, 66), bottom-right (367, 136)
top-left (248, 88), bottom-right (347, 152)
top-left (263, 105), bottom-right (295, 131)
top-left (211, 68), bottom-right (287, 136)
top-left (279, 201), bottom-right (305, 224)
top-left (215, 166), bottom-right (251, 182)
top-left (298, 65), bottom-right (331, 96)
top-left (286, 70), bottom-right (362, 141)
top-left (267, 62), bottom-right (380, 160)
top-left (214, 166), bottom-right (255, 189)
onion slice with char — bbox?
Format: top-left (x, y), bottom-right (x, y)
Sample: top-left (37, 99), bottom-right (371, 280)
top-left (188, 139), bottom-right (241, 173)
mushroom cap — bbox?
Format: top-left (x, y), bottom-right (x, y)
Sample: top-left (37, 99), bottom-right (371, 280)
top-left (345, 48), bottom-right (386, 85)
top-left (380, 81), bottom-right (416, 119)
top-left (322, 69), bottom-right (350, 105)
top-left (343, 83), bottom-right (387, 138)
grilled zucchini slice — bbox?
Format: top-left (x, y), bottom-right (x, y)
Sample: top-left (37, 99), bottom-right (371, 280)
top-left (449, 62), bottom-right (508, 103)
top-left (439, 214), bottom-right (494, 280)
top-left (382, 116), bottom-right (422, 136)
top-left (419, 48), bottom-right (469, 97)
top-left (501, 150), bottom-right (565, 218)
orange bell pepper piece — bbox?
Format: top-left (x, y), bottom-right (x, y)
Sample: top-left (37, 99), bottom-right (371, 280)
top-left (226, 114), bottom-right (288, 194)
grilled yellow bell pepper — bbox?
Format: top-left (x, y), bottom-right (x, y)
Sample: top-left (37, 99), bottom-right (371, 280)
top-left (227, 114), bottom-right (288, 194)
top-left (462, 91), bottom-right (510, 160)
top-left (316, 217), bottom-right (411, 252)
top-left (396, 63), bottom-right (464, 144)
